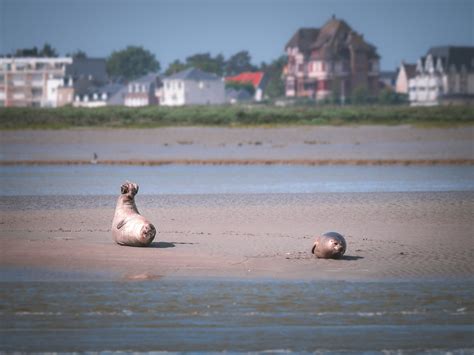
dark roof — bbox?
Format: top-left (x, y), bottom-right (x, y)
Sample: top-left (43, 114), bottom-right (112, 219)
top-left (427, 46), bottom-right (474, 71)
top-left (75, 80), bottom-right (124, 97)
top-left (311, 17), bottom-right (352, 49)
top-left (165, 67), bottom-right (220, 81)
top-left (400, 63), bottom-right (417, 78)
top-left (285, 17), bottom-right (379, 60)
top-left (66, 58), bottom-right (108, 83)
top-left (285, 28), bottom-right (320, 55)
top-left (130, 73), bottom-right (160, 84)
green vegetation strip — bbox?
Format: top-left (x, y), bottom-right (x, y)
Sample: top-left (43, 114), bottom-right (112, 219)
top-left (1, 105), bottom-right (473, 129)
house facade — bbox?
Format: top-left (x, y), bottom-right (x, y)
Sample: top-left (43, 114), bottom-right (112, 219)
top-left (73, 83), bottom-right (126, 107)
top-left (284, 16), bottom-right (380, 101)
top-left (395, 62), bottom-right (416, 94)
top-left (0, 57), bottom-right (72, 107)
top-left (161, 67), bottom-right (225, 106)
top-left (408, 46), bottom-right (474, 106)
top-left (124, 73), bottom-right (160, 107)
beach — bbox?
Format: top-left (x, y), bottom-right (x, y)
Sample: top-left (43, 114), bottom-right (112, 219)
top-left (1, 125), bottom-right (473, 352)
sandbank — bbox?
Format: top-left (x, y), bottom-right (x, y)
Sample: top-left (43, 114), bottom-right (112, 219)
top-left (1, 192), bottom-right (472, 281)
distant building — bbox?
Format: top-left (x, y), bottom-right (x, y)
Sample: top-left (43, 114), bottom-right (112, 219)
top-left (225, 87), bottom-right (253, 104)
top-left (0, 57), bottom-right (72, 107)
top-left (57, 58), bottom-right (108, 107)
top-left (379, 71), bottom-right (397, 91)
top-left (283, 16), bottom-right (380, 101)
top-left (124, 73), bottom-right (161, 107)
top-left (225, 72), bottom-right (267, 101)
top-left (73, 83), bottom-right (126, 107)
top-left (395, 62), bottom-right (416, 94)
top-left (408, 46), bottom-right (474, 106)
top-left (161, 67), bottom-right (225, 106)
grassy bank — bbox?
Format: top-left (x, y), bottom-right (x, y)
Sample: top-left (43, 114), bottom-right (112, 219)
top-left (1, 105), bottom-right (473, 129)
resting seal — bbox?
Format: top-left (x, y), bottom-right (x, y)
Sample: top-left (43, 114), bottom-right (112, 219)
top-left (112, 181), bottom-right (156, 247)
top-left (311, 232), bottom-right (346, 259)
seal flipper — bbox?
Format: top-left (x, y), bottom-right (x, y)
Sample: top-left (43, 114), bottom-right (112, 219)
top-left (116, 219), bottom-right (127, 230)
top-left (311, 242), bottom-right (317, 254)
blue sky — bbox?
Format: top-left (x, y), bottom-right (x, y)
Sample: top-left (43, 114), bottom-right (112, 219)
top-left (1, 0), bottom-right (473, 71)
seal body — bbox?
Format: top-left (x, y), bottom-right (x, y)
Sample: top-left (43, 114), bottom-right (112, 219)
top-left (311, 232), bottom-right (346, 259)
top-left (112, 181), bottom-right (156, 247)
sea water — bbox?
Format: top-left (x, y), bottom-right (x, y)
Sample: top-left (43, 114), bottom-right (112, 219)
top-left (1, 164), bottom-right (473, 196)
top-left (0, 279), bottom-right (473, 353)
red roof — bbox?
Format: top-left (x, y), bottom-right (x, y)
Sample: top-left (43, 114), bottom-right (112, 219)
top-left (225, 72), bottom-right (264, 88)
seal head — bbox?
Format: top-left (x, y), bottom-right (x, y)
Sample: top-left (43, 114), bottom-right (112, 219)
top-left (311, 231), bottom-right (346, 259)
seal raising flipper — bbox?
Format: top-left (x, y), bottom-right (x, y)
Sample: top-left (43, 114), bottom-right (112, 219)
top-left (311, 232), bottom-right (346, 259)
top-left (112, 181), bottom-right (156, 247)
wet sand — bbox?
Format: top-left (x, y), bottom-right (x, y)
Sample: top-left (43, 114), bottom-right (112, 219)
top-left (2, 125), bottom-right (473, 164)
top-left (1, 192), bottom-right (473, 281)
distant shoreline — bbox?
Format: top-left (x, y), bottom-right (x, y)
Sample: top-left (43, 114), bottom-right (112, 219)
top-left (2, 158), bottom-right (474, 166)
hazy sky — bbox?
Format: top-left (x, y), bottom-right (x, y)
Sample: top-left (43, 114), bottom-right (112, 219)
top-left (1, 0), bottom-right (473, 71)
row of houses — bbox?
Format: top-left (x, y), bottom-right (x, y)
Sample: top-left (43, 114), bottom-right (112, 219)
top-left (0, 56), bottom-right (267, 108)
top-left (396, 47), bottom-right (474, 106)
top-left (1, 16), bottom-right (473, 107)
top-left (283, 16), bottom-right (474, 105)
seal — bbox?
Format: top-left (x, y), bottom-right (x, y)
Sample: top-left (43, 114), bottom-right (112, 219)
top-left (112, 181), bottom-right (156, 247)
top-left (311, 232), bottom-right (346, 259)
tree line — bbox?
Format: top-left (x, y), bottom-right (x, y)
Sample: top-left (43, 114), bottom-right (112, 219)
top-left (9, 43), bottom-right (286, 98)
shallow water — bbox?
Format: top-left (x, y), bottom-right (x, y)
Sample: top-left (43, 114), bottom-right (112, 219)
top-left (1, 164), bottom-right (473, 195)
top-left (0, 279), bottom-right (473, 353)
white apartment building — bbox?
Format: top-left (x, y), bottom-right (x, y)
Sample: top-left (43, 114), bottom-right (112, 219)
top-left (0, 57), bottom-right (72, 107)
top-left (161, 67), bottom-right (225, 106)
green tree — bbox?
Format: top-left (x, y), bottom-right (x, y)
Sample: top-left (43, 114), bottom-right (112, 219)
top-left (378, 87), bottom-right (408, 105)
top-left (164, 59), bottom-right (189, 75)
top-left (185, 52), bottom-right (225, 76)
top-left (15, 43), bottom-right (58, 57)
top-left (39, 43), bottom-right (58, 57)
top-left (106, 46), bottom-right (160, 80)
top-left (71, 50), bottom-right (87, 59)
top-left (225, 50), bottom-right (256, 76)
top-left (260, 56), bottom-right (287, 99)
top-left (351, 86), bottom-right (370, 105)
top-left (15, 46), bottom-right (39, 57)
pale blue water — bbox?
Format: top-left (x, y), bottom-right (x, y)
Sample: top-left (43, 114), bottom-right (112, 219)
top-left (1, 164), bottom-right (473, 195)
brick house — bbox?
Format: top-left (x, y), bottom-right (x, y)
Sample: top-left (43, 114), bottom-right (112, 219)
top-left (284, 16), bottom-right (380, 101)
